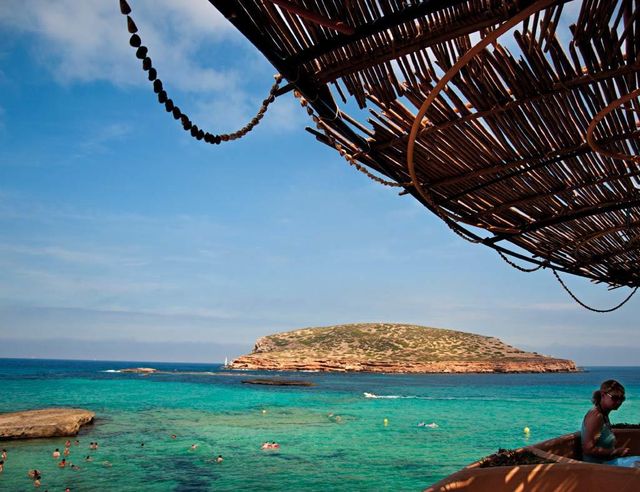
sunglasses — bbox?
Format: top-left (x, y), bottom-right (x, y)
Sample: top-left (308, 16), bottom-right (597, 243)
top-left (606, 392), bottom-right (626, 403)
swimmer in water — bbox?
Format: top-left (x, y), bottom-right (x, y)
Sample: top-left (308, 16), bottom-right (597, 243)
top-left (58, 458), bottom-right (66, 468)
top-left (28, 469), bottom-right (41, 480)
top-left (85, 456), bottom-right (92, 462)
top-left (52, 449), bottom-right (61, 459)
top-left (216, 455), bottom-right (223, 463)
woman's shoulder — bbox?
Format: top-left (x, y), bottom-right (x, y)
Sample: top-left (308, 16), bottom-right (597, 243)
top-left (583, 407), bottom-right (604, 426)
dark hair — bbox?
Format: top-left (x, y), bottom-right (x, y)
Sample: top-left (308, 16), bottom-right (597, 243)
top-left (592, 379), bottom-right (625, 405)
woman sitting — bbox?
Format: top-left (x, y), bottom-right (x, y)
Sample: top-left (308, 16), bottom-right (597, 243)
top-left (581, 379), bottom-right (640, 467)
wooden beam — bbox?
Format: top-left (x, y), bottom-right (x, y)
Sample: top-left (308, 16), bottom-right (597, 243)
top-left (485, 199), bottom-right (640, 244)
top-left (264, 0), bottom-right (354, 35)
top-left (285, 0), bottom-right (471, 66)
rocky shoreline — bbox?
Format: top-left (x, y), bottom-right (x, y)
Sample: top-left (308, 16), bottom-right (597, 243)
top-left (228, 357), bottom-right (578, 373)
top-left (0, 408), bottom-right (95, 440)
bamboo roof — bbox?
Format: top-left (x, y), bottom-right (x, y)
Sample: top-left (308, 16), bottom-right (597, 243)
top-left (206, 0), bottom-right (640, 291)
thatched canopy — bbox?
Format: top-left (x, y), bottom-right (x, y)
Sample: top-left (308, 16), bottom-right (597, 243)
top-left (205, 1), bottom-right (640, 293)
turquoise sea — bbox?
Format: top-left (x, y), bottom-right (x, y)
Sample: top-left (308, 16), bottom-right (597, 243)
top-left (0, 360), bottom-right (639, 491)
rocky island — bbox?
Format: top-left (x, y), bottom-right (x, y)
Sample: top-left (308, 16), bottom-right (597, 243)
top-left (0, 408), bottom-right (95, 440)
top-left (229, 323), bottom-right (577, 373)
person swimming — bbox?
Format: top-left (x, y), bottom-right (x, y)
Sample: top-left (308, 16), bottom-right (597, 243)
top-left (418, 422), bottom-right (438, 428)
top-left (58, 459), bottom-right (66, 468)
top-left (52, 449), bottom-right (61, 459)
top-left (215, 455), bottom-right (223, 463)
top-left (28, 469), bottom-right (41, 480)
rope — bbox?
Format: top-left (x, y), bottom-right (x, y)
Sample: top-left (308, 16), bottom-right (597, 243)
top-left (119, 0), bottom-right (282, 145)
top-left (552, 269), bottom-right (638, 312)
top-left (497, 250), bottom-right (544, 272)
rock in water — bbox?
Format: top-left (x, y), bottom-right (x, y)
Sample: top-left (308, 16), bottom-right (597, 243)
top-left (228, 323), bottom-right (578, 374)
top-left (241, 378), bottom-right (314, 386)
top-left (119, 367), bottom-right (157, 374)
top-left (0, 408), bottom-right (95, 440)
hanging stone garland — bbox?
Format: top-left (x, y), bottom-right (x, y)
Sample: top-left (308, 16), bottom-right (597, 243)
top-left (119, 0), bottom-right (282, 145)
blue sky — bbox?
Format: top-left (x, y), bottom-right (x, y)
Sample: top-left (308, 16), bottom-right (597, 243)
top-left (0, 1), bottom-right (638, 364)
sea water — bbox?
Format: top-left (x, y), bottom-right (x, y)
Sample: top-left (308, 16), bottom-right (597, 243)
top-left (0, 360), bottom-right (638, 491)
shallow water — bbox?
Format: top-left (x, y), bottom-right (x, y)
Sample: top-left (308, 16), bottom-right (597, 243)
top-left (0, 359), bottom-right (638, 491)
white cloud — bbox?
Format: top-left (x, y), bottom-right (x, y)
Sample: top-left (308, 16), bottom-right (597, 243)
top-left (0, 0), bottom-right (299, 136)
top-left (0, 0), bottom-right (239, 90)
top-left (76, 122), bottom-right (132, 154)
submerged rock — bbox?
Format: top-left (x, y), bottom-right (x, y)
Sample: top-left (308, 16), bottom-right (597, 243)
top-left (0, 408), bottom-right (95, 440)
top-left (241, 378), bottom-right (314, 386)
top-left (119, 367), bottom-right (157, 374)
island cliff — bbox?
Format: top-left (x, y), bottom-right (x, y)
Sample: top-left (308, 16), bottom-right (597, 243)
top-left (229, 323), bottom-right (577, 373)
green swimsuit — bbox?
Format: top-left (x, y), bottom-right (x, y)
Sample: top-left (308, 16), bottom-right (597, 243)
top-left (581, 411), bottom-right (615, 463)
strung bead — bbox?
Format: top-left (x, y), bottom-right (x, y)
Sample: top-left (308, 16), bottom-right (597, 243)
top-left (127, 16), bottom-right (138, 34)
top-left (119, 0), bottom-right (132, 15)
top-left (129, 34), bottom-right (141, 48)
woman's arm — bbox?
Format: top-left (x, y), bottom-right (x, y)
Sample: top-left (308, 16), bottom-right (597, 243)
top-left (582, 410), bottom-right (629, 458)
